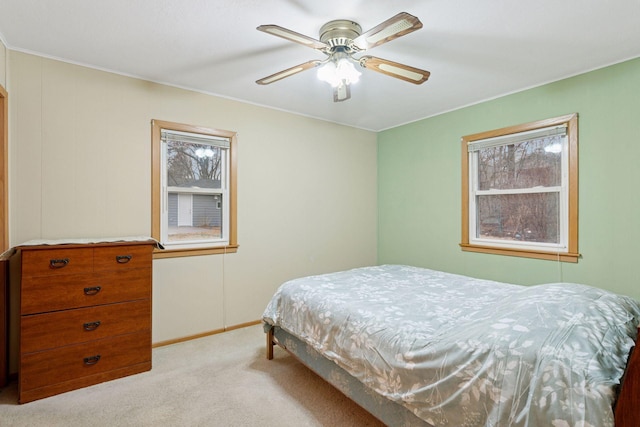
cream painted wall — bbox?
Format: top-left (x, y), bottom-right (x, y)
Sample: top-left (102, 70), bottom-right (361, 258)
top-left (7, 51), bottom-right (378, 348)
top-left (0, 39), bottom-right (6, 87)
top-left (0, 40), bottom-right (5, 251)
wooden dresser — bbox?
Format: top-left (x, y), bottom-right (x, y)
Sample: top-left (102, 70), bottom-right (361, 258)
top-left (14, 240), bottom-right (154, 403)
top-left (0, 255), bottom-right (7, 388)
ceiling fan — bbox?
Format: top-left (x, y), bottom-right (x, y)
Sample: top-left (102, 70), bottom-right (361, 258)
top-left (256, 12), bottom-right (430, 102)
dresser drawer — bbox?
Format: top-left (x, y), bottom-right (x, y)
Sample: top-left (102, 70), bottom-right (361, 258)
top-left (21, 268), bottom-right (151, 314)
top-left (21, 299), bottom-right (151, 353)
top-left (21, 248), bottom-right (93, 278)
top-left (20, 331), bottom-right (151, 392)
top-left (93, 245), bottom-right (152, 272)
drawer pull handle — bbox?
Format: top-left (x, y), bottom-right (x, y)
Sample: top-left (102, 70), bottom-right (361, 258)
top-left (116, 255), bottom-right (132, 264)
top-left (49, 258), bottom-right (70, 269)
top-left (83, 355), bottom-right (101, 365)
top-left (83, 286), bottom-right (102, 296)
top-left (83, 321), bottom-right (101, 331)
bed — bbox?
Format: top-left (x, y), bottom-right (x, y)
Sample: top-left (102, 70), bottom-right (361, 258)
top-left (262, 265), bottom-right (640, 427)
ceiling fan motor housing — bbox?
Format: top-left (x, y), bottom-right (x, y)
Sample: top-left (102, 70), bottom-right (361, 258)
top-left (319, 20), bottom-right (362, 50)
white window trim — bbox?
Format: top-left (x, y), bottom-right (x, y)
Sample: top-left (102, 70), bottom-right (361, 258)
top-left (467, 129), bottom-right (569, 253)
top-left (160, 131), bottom-right (230, 250)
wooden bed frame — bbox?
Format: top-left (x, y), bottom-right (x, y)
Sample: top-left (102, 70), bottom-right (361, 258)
top-left (267, 326), bottom-right (640, 427)
top-left (614, 326), bottom-right (640, 426)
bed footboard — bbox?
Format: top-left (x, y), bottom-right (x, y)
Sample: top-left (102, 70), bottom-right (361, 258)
top-left (614, 326), bottom-right (640, 426)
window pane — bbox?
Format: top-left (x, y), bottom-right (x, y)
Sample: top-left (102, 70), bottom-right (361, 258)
top-left (477, 136), bottom-right (562, 190)
top-left (476, 193), bottom-right (559, 243)
top-left (167, 193), bottom-right (223, 242)
top-left (167, 140), bottom-right (222, 189)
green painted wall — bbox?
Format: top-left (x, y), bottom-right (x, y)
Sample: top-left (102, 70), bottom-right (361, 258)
top-left (378, 57), bottom-right (640, 301)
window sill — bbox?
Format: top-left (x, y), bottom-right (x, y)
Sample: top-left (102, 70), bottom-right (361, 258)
top-left (153, 244), bottom-right (239, 259)
top-left (460, 243), bottom-right (579, 263)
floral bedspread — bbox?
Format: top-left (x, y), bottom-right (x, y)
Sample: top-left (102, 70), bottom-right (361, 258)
top-left (262, 265), bottom-right (640, 427)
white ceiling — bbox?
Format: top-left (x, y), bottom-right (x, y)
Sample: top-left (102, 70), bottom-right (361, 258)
top-left (1, 0), bottom-right (640, 131)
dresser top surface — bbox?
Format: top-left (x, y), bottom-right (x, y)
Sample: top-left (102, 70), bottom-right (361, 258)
top-left (17, 237), bottom-right (159, 251)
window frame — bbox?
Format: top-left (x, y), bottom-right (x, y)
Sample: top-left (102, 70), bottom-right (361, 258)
top-left (460, 113), bottom-right (579, 262)
top-left (151, 119), bottom-right (238, 258)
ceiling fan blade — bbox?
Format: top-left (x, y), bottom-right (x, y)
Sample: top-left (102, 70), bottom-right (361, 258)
top-left (257, 25), bottom-right (328, 50)
top-left (360, 56), bottom-right (430, 84)
top-left (352, 12), bottom-right (422, 51)
top-left (333, 83), bottom-right (351, 102)
top-left (256, 60), bottom-right (322, 85)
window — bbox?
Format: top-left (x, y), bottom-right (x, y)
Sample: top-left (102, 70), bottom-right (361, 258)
top-left (461, 114), bottom-right (578, 262)
top-left (152, 120), bottom-right (237, 258)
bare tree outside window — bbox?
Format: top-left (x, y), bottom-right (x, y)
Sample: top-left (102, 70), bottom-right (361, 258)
top-left (167, 142), bottom-right (222, 188)
top-left (476, 137), bottom-right (562, 244)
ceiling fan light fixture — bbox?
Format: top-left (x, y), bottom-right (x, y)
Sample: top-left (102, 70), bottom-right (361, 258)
top-left (317, 55), bottom-right (361, 87)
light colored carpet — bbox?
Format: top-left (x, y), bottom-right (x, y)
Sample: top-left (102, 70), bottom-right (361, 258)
top-left (0, 325), bottom-right (385, 426)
